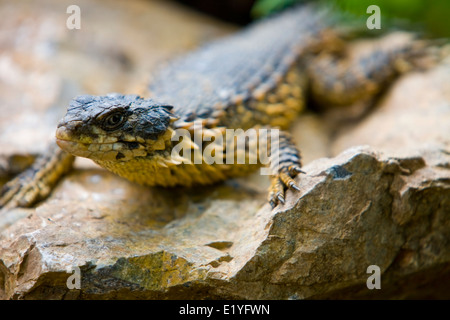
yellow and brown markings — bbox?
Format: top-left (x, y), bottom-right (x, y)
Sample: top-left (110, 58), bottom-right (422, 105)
top-left (0, 5), bottom-right (433, 209)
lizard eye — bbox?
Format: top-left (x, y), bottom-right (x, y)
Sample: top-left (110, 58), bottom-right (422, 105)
top-left (103, 112), bottom-right (125, 130)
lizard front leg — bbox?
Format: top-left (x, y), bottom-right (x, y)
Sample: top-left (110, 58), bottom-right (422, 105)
top-left (215, 125), bottom-right (304, 208)
top-left (0, 143), bottom-right (74, 209)
top-left (266, 130), bottom-right (303, 208)
top-left (194, 125), bottom-right (304, 208)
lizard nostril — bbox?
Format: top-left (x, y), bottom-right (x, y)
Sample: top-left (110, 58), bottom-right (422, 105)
top-left (57, 119), bottom-right (65, 128)
top-left (55, 120), bottom-right (85, 139)
top-left (55, 126), bottom-right (70, 140)
top-left (57, 119), bottom-right (83, 129)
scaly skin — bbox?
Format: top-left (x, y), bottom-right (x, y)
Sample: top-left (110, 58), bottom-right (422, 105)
top-left (0, 4), bottom-right (426, 209)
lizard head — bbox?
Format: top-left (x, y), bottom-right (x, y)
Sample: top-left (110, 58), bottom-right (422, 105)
top-left (56, 93), bottom-right (177, 162)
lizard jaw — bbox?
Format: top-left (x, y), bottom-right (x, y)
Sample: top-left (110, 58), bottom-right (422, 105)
top-left (56, 126), bottom-right (127, 161)
top-left (56, 125), bottom-right (173, 162)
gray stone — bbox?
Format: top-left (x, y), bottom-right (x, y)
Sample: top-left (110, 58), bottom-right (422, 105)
top-left (1, 0), bottom-right (449, 300)
top-left (1, 146), bottom-right (449, 299)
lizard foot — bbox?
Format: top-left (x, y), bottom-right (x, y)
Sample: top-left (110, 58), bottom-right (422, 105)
top-left (0, 144), bottom-right (74, 210)
top-left (268, 165), bottom-right (305, 208)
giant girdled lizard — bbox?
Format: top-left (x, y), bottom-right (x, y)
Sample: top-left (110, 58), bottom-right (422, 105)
top-left (0, 4), bottom-right (426, 209)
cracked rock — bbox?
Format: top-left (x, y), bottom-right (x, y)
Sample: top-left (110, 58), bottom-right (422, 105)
top-left (1, 0), bottom-right (450, 300)
top-left (1, 146), bottom-right (449, 299)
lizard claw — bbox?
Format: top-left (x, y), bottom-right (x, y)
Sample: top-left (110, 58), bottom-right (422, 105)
top-left (268, 166), bottom-right (304, 208)
top-left (289, 166), bottom-right (306, 175)
top-left (288, 181), bottom-right (301, 191)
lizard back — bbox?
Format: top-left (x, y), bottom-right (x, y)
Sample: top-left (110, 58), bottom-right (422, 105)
top-left (148, 4), bottom-right (329, 129)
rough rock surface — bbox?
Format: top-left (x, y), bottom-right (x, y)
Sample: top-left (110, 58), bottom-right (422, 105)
top-left (1, 145), bottom-right (449, 299)
top-left (1, 0), bottom-right (450, 299)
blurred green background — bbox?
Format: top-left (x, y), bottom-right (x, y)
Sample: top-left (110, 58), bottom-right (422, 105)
top-left (176, 0), bottom-right (449, 37)
top-left (251, 0), bottom-right (450, 37)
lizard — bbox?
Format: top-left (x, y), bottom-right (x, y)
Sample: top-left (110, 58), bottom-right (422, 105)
top-left (0, 3), bottom-right (426, 210)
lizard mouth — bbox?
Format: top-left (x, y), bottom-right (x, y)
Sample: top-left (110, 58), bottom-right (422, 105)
top-left (56, 126), bottom-right (159, 162)
top-left (55, 126), bottom-right (117, 160)
top-left (56, 136), bottom-right (130, 162)
top-left (55, 135), bottom-right (95, 159)
top-left (55, 126), bottom-right (84, 154)
top-left (55, 137), bottom-right (77, 151)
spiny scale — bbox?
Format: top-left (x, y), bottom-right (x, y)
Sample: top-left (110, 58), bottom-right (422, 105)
top-left (1, 4), bottom-right (427, 209)
top-left (148, 4), bottom-right (327, 130)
